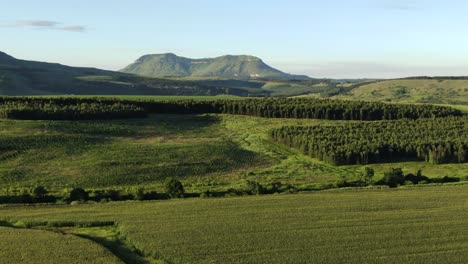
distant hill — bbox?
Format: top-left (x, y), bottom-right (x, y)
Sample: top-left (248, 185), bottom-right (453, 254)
top-left (0, 51), bottom-right (250, 96)
top-left (333, 78), bottom-right (468, 105)
top-left (2, 51), bottom-right (468, 102)
top-left (121, 53), bottom-right (309, 80)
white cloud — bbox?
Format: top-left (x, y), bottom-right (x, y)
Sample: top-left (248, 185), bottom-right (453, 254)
top-left (4, 20), bottom-right (86, 32)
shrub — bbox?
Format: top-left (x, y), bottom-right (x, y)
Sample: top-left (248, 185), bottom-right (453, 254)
top-left (164, 178), bottom-right (185, 198)
top-left (32, 186), bottom-right (48, 198)
top-left (265, 181), bottom-right (282, 194)
top-left (404, 170), bottom-right (430, 184)
top-left (382, 168), bottom-right (405, 188)
top-left (246, 181), bottom-right (266, 195)
top-left (359, 167), bottom-right (375, 184)
top-left (69, 188), bottom-right (89, 201)
top-left (200, 190), bottom-right (213, 198)
top-left (131, 187), bottom-right (146, 201)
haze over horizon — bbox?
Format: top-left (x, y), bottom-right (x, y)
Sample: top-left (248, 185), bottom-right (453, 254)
top-left (1, 0), bottom-right (467, 79)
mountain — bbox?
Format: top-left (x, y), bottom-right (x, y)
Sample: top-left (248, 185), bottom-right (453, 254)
top-left (0, 51), bottom-right (18, 66)
top-left (0, 51), bottom-right (250, 96)
top-left (121, 53), bottom-right (309, 80)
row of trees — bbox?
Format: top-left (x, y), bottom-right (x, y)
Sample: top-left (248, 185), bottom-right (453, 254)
top-left (270, 117), bottom-right (468, 165)
top-left (0, 178), bottom-right (185, 204)
top-left (140, 98), bottom-right (462, 120)
top-left (0, 97), bottom-right (461, 120)
top-left (0, 101), bottom-right (146, 120)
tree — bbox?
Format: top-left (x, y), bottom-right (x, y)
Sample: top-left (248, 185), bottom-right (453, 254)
top-left (359, 167), bottom-right (375, 185)
top-left (382, 168), bottom-right (405, 188)
top-left (131, 187), bottom-right (146, 201)
top-left (32, 186), bottom-right (48, 198)
top-left (246, 180), bottom-right (265, 195)
top-left (164, 178), bottom-right (184, 198)
top-left (69, 188), bottom-right (89, 201)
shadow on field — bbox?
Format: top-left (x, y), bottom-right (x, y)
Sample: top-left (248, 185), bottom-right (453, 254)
top-left (73, 233), bottom-right (150, 264)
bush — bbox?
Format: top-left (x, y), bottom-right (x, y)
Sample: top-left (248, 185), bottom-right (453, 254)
top-left (131, 187), bottom-right (146, 201)
top-left (69, 188), bottom-right (89, 201)
top-left (359, 167), bottom-right (375, 184)
top-left (404, 170), bottom-right (430, 184)
top-left (164, 178), bottom-right (185, 198)
top-left (381, 168), bottom-right (405, 188)
top-left (32, 186), bottom-right (48, 198)
top-left (265, 182), bottom-right (282, 194)
top-left (335, 179), bottom-right (367, 188)
top-left (246, 181), bottom-right (266, 195)
top-left (200, 190), bottom-right (213, 198)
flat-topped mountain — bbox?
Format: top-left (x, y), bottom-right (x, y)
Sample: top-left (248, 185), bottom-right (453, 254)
top-left (0, 51), bottom-right (245, 96)
top-left (121, 53), bottom-right (309, 80)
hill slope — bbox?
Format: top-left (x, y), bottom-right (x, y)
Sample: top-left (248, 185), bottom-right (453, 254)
top-left (121, 53), bottom-right (309, 80)
top-left (0, 51), bottom-right (250, 96)
top-left (333, 78), bottom-right (468, 105)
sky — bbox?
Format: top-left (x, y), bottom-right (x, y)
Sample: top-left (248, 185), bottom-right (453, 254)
top-left (1, 0), bottom-right (468, 78)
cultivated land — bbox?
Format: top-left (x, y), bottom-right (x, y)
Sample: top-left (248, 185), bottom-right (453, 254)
top-left (0, 96), bottom-right (467, 263)
top-left (1, 186), bottom-right (468, 263)
top-left (0, 226), bottom-right (123, 264)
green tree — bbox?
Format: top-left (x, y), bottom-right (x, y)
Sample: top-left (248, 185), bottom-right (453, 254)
top-left (359, 167), bottom-right (375, 185)
top-left (69, 188), bottom-right (89, 201)
top-left (164, 178), bottom-right (184, 198)
top-left (32, 186), bottom-right (48, 198)
top-left (246, 180), bottom-right (265, 195)
top-left (382, 168), bottom-right (405, 188)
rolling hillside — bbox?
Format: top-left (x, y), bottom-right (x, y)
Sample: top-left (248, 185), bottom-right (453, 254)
top-left (334, 78), bottom-right (468, 105)
top-left (0, 51), bottom-right (254, 96)
top-left (121, 53), bottom-right (309, 80)
top-left (2, 51), bottom-right (468, 102)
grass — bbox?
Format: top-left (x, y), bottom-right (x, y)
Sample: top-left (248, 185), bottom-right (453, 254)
top-left (1, 185), bottom-right (468, 263)
top-left (0, 115), bottom-right (271, 189)
top-left (0, 114), bottom-right (466, 192)
top-left (0, 97), bottom-right (467, 263)
top-left (335, 79), bottom-right (468, 105)
top-left (262, 81), bottom-right (330, 96)
top-left (0, 226), bottom-right (123, 263)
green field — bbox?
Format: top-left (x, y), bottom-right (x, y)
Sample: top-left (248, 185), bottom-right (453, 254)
top-left (1, 185), bottom-right (467, 263)
top-left (0, 226), bottom-right (123, 264)
top-left (1, 96), bottom-right (467, 263)
top-left (1, 113), bottom-right (466, 193)
top-left (335, 79), bottom-right (468, 105)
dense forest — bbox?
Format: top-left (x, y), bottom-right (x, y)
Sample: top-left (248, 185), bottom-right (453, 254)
top-left (0, 101), bottom-right (146, 120)
top-left (0, 97), bottom-right (462, 120)
top-left (270, 117), bottom-right (468, 165)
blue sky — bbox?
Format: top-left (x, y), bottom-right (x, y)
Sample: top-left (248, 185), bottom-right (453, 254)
top-left (1, 0), bottom-right (468, 78)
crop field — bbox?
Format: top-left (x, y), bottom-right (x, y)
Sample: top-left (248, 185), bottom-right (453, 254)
top-left (1, 185), bottom-right (467, 263)
top-left (0, 226), bottom-right (123, 263)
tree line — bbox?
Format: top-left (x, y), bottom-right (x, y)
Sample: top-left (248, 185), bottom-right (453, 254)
top-left (0, 97), bottom-right (462, 120)
top-left (0, 101), bottom-right (146, 120)
top-left (270, 117), bottom-right (468, 165)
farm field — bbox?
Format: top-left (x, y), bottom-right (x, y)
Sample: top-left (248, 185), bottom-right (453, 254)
top-left (1, 185), bottom-right (468, 263)
top-left (0, 226), bottom-right (123, 264)
top-left (0, 96), bottom-right (466, 264)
